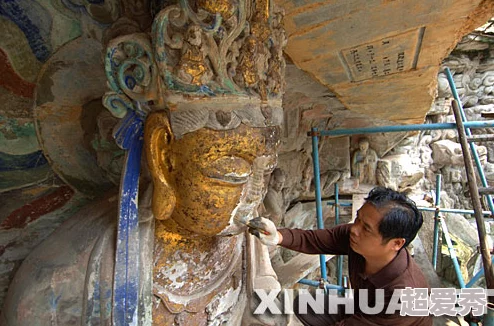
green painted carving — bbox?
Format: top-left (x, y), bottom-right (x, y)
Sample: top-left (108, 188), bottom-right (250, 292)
top-left (103, 0), bottom-right (286, 109)
top-left (104, 34), bottom-right (158, 117)
top-left (103, 92), bottom-right (136, 119)
top-left (0, 118), bottom-right (39, 155)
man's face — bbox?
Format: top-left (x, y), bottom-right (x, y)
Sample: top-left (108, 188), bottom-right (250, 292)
top-left (166, 124), bottom-right (280, 236)
top-left (349, 202), bottom-right (397, 259)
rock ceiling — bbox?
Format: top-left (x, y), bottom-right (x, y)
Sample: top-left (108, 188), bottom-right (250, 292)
top-left (277, 0), bottom-right (494, 125)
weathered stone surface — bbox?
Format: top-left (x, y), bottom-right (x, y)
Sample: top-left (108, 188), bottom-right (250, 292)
top-left (439, 213), bottom-right (480, 286)
top-left (319, 137), bottom-right (350, 175)
top-left (34, 37), bottom-right (118, 196)
top-left (484, 162), bottom-right (494, 183)
top-left (431, 140), bottom-right (466, 167)
top-left (263, 168), bottom-right (287, 226)
top-left (337, 178), bottom-right (361, 195)
top-left (417, 208), bottom-right (437, 263)
top-left (362, 133), bottom-right (409, 158)
top-left (411, 236), bottom-right (443, 288)
top-left (429, 98), bottom-right (452, 116)
top-left (376, 154), bottom-right (424, 192)
top-left (274, 253), bottom-right (334, 289)
top-left (276, 151), bottom-right (311, 203)
top-left (276, 0), bottom-right (494, 124)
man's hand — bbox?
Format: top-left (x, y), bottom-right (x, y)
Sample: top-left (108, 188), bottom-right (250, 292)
top-left (247, 217), bottom-right (280, 246)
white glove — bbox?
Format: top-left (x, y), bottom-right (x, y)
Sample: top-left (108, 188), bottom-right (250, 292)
top-left (248, 217), bottom-right (280, 246)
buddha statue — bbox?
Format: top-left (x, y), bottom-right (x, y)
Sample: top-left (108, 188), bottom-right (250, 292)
top-left (351, 138), bottom-right (379, 185)
top-left (1, 0), bottom-right (287, 325)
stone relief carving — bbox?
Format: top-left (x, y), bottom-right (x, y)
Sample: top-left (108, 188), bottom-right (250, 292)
top-left (351, 138), bottom-right (378, 185)
top-left (150, 0), bottom-right (285, 99)
top-left (376, 154), bottom-right (424, 192)
top-left (53, 0), bottom-right (120, 24)
top-left (175, 25), bottom-right (213, 85)
top-left (440, 54), bottom-right (494, 108)
top-left (418, 135), bottom-right (434, 168)
top-left (431, 139), bottom-right (469, 168)
top-left (262, 168), bottom-right (286, 227)
top-left (2, 1), bottom-right (287, 325)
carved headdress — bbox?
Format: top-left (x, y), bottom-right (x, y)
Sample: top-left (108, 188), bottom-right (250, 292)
top-left (103, 0), bottom-right (286, 137)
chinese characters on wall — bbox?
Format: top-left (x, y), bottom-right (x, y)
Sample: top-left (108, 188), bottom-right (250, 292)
top-left (341, 28), bottom-right (424, 82)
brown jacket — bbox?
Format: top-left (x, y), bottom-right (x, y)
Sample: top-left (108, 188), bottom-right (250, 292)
top-left (279, 224), bottom-right (433, 325)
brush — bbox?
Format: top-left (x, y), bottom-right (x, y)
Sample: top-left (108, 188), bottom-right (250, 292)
top-left (234, 217), bottom-right (271, 235)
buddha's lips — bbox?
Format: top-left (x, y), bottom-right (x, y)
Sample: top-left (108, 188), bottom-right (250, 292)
top-left (209, 172), bottom-right (250, 184)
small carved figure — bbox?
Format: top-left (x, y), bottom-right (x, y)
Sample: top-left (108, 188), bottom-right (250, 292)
top-left (227, 40), bottom-right (240, 79)
top-left (263, 168), bottom-right (286, 226)
top-left (351, 138), bottom-right (378, 185)
top-left (235, 36), bottom-right (259, 88)
top-left (176, 25), bottom-right (212, 85)
top-left (301, 157), bottom-right (313, 193)
top-left (267, 45), bottom-right (284, 95)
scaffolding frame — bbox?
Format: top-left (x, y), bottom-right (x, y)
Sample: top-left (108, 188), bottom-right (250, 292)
top-left (300, 69), bottom-right (494, 323)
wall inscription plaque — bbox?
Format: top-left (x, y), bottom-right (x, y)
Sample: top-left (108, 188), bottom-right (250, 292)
top-left (341, 27), bottom-right (424, 82)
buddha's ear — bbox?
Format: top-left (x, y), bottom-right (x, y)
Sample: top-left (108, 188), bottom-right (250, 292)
top-left (144, 111), bottom-right (176, 220)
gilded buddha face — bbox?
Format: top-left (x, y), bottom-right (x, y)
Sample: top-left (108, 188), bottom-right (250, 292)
top-left (145, 111), bottom-right (280, 237)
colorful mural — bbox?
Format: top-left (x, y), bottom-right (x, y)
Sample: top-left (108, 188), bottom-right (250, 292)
top-left (0, 0), bottom-right (127, 307)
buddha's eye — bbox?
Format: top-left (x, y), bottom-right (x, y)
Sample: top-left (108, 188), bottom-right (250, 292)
top-left (201, 156), bottom-right (252, 185)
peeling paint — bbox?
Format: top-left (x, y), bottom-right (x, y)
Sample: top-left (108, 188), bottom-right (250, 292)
top-left (0, 185), bottom-right (74, 229)
top-left (0, 118), bottom-right (39, 155)
top-left (206, 286), bottom-right (242, 325)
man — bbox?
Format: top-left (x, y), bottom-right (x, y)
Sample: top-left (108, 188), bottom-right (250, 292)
top-left (249, 187), bottom-right (432, 325)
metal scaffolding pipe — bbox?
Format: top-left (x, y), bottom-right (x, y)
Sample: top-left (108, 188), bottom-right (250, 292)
top-left (311, 128), bottom-right (328, 281)
top-left (440, 217), bottom-right (466, 288)
top-left (317, 121), bottom-right (494, 137)
top-left (452, 99), bottom-right (494, 301)
top-left (419, 207), bottom-right (492, 216)
top-left (447, 68), bottom-right (494, 325)
top-left (466, 257), bottom-right (494, 288)
top-left (432, 175), bottom-right (442, 270)
top-left (298, 278), bottom-right (344, 291)
top-left (334, 184), bottom-right (343, 288)
top-left (328, 202), bottom-right (353, 207)
top-left (445, 68), bottom-right (494, 216)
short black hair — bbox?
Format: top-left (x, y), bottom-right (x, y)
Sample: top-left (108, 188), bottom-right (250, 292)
top-left (365, 187), bottom-right (423, 248)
